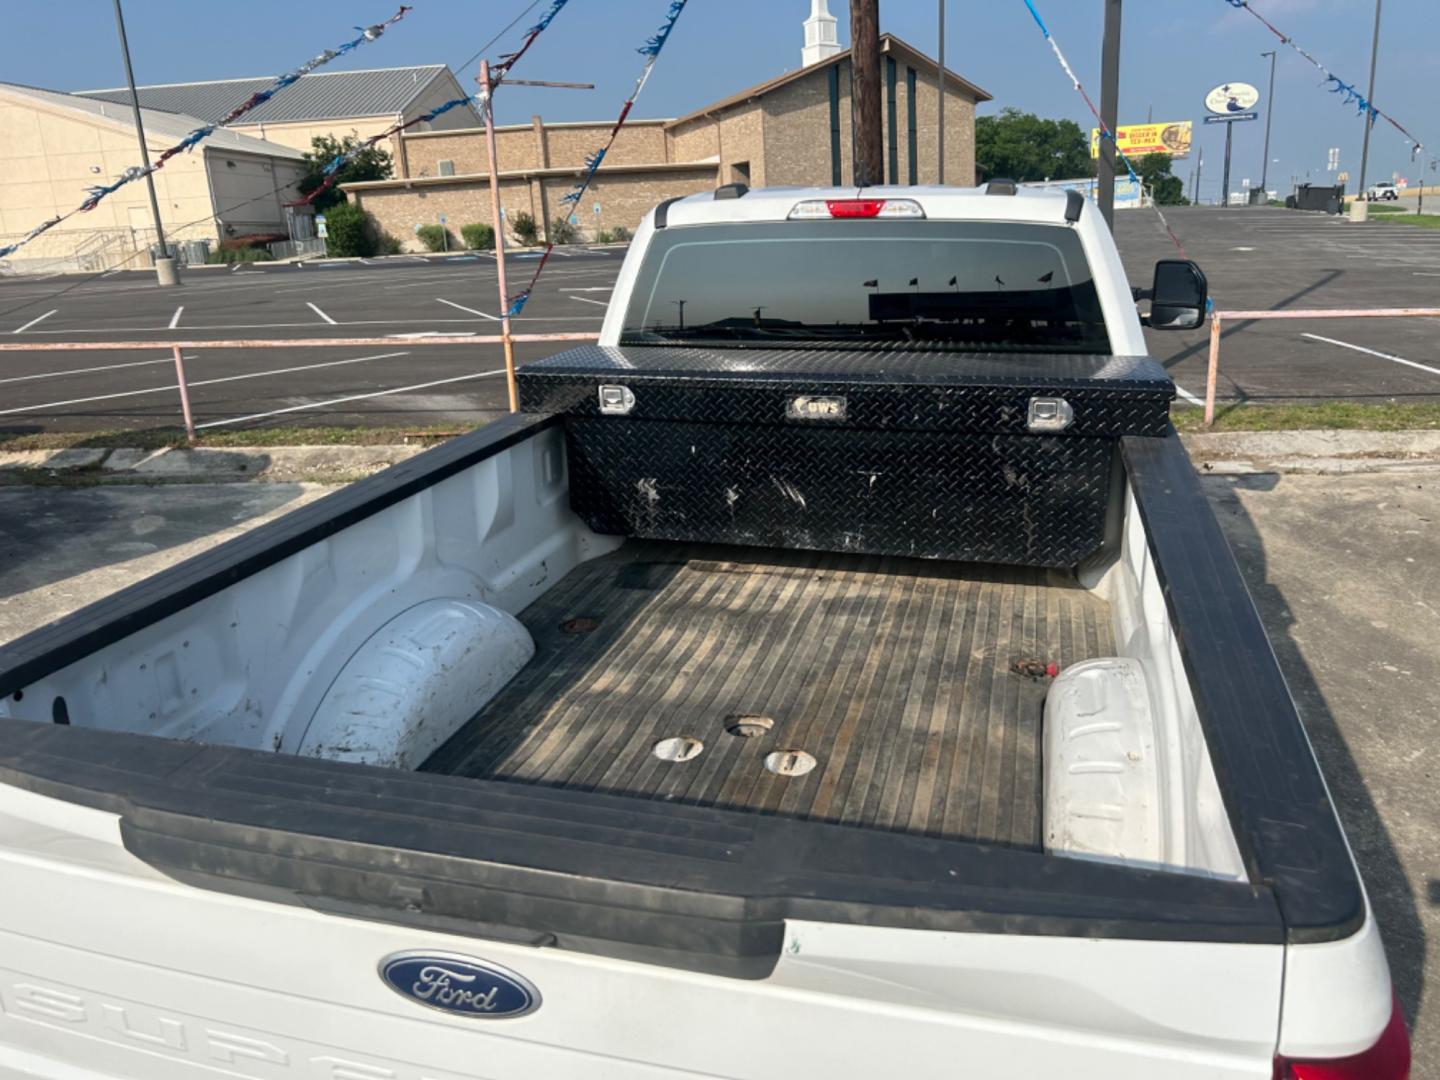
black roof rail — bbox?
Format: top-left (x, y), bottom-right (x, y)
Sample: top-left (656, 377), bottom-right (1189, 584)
top-left (985, 178), bottom-right (1018, 196)
top-left (652, 196), bottom-right (685, 229)
top-left (713, 183), bottom-right (749, 200)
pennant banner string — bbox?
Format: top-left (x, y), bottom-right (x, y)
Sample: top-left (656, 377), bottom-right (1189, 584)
top-left (0, 7), bottom-right (412, 262)
top-left (1221, 0), bottom-right (1431, 168)
top-left (1019, 0), bottom-right (1187, 257)
top-left (506, 0), bottom-right (690, 317)
top-left (289, 0), bottom-right (572, 208)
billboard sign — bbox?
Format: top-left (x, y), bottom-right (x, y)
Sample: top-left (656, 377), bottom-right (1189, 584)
top-left (1205, 82), bottom-right (1260, 115)
top-left (1090, 121), bottom-right (1192, 159)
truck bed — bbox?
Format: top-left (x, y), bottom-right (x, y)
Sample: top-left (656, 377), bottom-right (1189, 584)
top-left (423, 541), bottom-right (1115, 847)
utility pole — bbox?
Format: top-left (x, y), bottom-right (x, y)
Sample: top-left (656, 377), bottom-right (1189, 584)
top-left (1096, 0), bottom-right (1122, 229)
top-left (1194, 144), bottom-right (1204, 204)
top-left (112, 0), bottom-right (177, 286)
top-left (1357, 0), bottom-right (1383, 196)
top-left (850, 0), bottom-right (883, 187)
top-left (936, 0), bottom-right (945, 184)
top-left (1260, 50), bottom-right (1276, 195)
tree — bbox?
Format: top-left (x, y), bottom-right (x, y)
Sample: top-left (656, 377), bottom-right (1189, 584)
top-left (1133, 152), bottom-right (1188, 206)
top-left (975, 108), bottom-right (1093, 183)
top-left (321, 201), bottom-right (375, 257)
top-left (298, 134), bottom-right (393, 212)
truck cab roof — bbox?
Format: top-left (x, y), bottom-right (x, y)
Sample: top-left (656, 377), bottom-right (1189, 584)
top-left (655, 183), bottom-right (1088, 228)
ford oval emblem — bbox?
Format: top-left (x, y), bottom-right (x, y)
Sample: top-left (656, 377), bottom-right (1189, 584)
top-left (378, 951), bottom-right (541, 1019)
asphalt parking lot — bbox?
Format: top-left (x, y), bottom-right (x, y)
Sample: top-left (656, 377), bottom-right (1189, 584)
top-left (1121, 206), bottom-right (1440, 408)
top-left (1, 205), bottom-right (1438, 434)
top-left (0, 248), bottom-right (619, 433)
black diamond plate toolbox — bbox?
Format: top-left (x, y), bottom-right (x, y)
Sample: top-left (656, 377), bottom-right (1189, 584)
top-left (518, 346), bottom-right (1174, 567)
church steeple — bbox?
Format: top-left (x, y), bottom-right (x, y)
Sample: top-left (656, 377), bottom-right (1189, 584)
top-left (802, 0), bottom-right (842, 67)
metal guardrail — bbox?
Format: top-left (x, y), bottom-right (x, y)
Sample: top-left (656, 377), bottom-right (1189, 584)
top-left (0, 332), bottom-right (598, 441)
top-left (1204, 308), bottom-right (1440, 425)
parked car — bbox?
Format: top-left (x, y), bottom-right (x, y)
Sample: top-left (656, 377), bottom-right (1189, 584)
top-left (1367, 181), bottom-right (1401, 201)
top-left (0, 183), bottom-right (1410, 1079)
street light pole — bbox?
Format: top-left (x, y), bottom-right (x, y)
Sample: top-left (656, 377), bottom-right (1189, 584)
top-left (936, 0), bottom-right (945, 184)
top-left (1356, 0), bottom-right (1383, 196)
top-left (112, 0), bottom-right (177, 285)
top-left (1096, 0), bottom-right (1123, 230)
top-left (1259, 50), bottom-right (1276, 196)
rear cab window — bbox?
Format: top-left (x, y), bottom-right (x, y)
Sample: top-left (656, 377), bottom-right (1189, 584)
top-left (621, 220), bottom-right (1111, 354)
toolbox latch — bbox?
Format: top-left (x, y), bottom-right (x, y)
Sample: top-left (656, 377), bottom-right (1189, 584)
top-left (1027, 396), bottom-right (1074, 433)
top-left (598, 385), bottom-right (636, 415)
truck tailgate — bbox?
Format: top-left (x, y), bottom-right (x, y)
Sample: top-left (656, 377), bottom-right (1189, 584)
top-left (0, 782), bottom-right (1285, 1079)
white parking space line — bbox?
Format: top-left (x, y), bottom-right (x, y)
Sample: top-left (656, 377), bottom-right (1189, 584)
top-left (568, 295), bottom-right (609, 308)
top-left (0, 355), bottom-right (191, 386)
top-left (12, 310), bottom-right (56, 334)
top-left (168, 306), bottom-right (184, 330)
top-left (0, 351), bottom-right (410, 417)
top-left (561, 287), bottom-right (612, 292)
top-left (23, 314), bottom-right (603, 334)
top-left (306, 301), bottom-right (337, 325)
top-left (1173, 386), bottom-right (1205, 406)
top-left (1302, 332), bottom-right (1440, 377)
top-left (197, 368), bottom-right (506, 429)
top-left (435, 298), bottom-right (499, 320)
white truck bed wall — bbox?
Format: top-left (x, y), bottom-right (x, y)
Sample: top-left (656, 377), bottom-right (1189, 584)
top-left (0, 422), bottom-right (619, 762)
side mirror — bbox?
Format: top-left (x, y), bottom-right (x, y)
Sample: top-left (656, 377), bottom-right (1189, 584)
top-left (1148, 259), bottom-right (1208, 331)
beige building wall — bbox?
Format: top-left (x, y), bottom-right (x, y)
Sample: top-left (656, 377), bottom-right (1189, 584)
top-left (760, 60), bottom-right (977, 188)
top-left (205, 149), bottom-right (306, 235)
top-left (399, 121), bottom-right (672, 180)
top-left (665, 103), bottom-right (765, 186)
top-left (347, 164), bottom-right (716, 251)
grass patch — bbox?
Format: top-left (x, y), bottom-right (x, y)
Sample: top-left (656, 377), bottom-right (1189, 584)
top-left (0, 423), bottom-right (478, 453)
top-left (1174, 401), bottom-right (1440, 433)
top-left (1367, 209), bottom-right (1440, 228)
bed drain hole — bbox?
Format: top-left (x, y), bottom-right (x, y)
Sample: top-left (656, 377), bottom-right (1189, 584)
top-left (561, 617), bottom-right (599, 635)
top-left (725, 715), bottom-right (774, 738)
top-left (764, 749), bottom-right (817, 777)
top-left (653, 736), bottom-right (704, 763)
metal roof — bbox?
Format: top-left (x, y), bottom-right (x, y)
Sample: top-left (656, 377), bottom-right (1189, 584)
top-left (74, 65), bottom-right (474, 126)
top-left (0, 82), bottom-right (304, 159)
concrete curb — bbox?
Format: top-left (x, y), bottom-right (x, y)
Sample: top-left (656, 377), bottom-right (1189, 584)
top-left (1182, 429), bottom-right (1440, 475)
top-left (4, 429), bottom-right (1438, 486)
top-left (0, 445), bottom-right (424, 484)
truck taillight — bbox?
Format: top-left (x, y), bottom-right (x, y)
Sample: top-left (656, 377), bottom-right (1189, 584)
top-left (787, 198), bottom-right (925, 220)
top-left (1274, 993), bottom-right (1410, 1080)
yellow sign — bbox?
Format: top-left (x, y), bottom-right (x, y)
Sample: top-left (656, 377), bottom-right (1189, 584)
top-left (1090, 121), bottom-right (1193, 159)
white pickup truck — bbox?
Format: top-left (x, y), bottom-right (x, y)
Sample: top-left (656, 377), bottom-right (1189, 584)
top-left (0, 184), bottom-right (1410, 1079)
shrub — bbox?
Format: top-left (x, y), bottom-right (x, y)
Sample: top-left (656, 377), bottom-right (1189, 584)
top-left (416, 224), bottom-right (452, 252)
top-left (377, 233), bottom-right (403, 256)
top-left (509, 211), bottom-right (539, 246)
top-left (460, 222), bottom-right (494, 250)
top-left (322, 201), bottom-right (376, 257)
top-left (595, 228), bottom-right (614, 244)
top-left (610, 225), bottom-right (631, 243)
top-left (549, 216), bottom-right (578, 244)
top-left (205, 246), bottom-right (274, 264)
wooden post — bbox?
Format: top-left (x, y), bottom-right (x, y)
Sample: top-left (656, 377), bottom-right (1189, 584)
top-left (1204, 314), bottom-right (1222, 427)
top-left (171, 345), bottom-right (196, 443)
top-left (1097, 0), bottom-right (1122, 229)
top-left (480, 60), bottom-right (519, 413)
top-left (850, 0), bottom-right (883, 187)
top-left (936, 0), bottom-right (945, 184)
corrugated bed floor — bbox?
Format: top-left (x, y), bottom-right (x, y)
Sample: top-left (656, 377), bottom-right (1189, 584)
top-left (422, 542), bottom-right (1115, 847)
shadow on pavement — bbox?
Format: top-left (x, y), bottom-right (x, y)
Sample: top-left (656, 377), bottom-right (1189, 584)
top-left (1207, 473), bottom-right (1427, 1036)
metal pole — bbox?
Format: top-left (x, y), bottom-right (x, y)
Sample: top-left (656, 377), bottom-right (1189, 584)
top-left (1357, 0), bottom-right (1383, 195)
top-left (1204, 314), bottom-right (1221, 427)
top-left (1194, 144), bottom-right (1203, 204)
top-left (112, 0), bottom-right (175, 284)
top-left (1222, 120), bottom-right (1234, 208)
top-left (479, 60), bottom-right (519, 413)
top-left (1260, 50), bottom-right (1276, 195)
top-left (849, 0), bottom-right (882, 187)
top-left (171, 345), bottom-right (196, 442)
top-left (1097, 0), bottom-right (1122, 229)
top-left (936, 0), bottom-right (945, 184)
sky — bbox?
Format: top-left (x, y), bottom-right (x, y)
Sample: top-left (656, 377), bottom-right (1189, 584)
top-left (1, 0), bottom-right (1433, 200)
